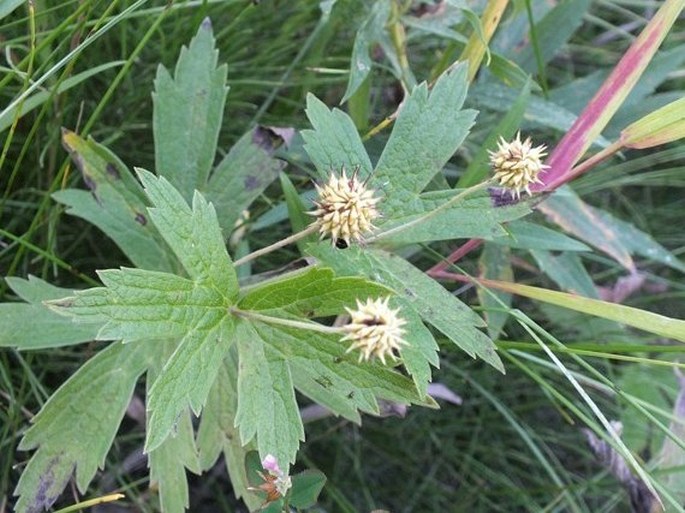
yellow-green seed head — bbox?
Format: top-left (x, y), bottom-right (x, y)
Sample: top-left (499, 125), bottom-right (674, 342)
top-left (310, 169), bottom-right (380, 245)
top-left (341, 297), bottom-right (407, 365)
top-left (489, 132), bottom-right (549, 198)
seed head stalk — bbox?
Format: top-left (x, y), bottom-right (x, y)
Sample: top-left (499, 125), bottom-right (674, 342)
top-left (232, 224), bottom-right (319, 268)
top-left (367, 179), bottom-right (491, 243)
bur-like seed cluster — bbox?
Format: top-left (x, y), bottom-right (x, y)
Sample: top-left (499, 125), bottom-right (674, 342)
top-left (341, 297), bottom-right (408, 365)
top-left (310, 168), bottom-right (380, 245)
top-left (489, 132), bottom-right (549, 198)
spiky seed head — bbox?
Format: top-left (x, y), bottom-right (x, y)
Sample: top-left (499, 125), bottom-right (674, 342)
top-left (488, 132), bottom-right (549, 198)
top-left (310, 168), bottom-right (380, 245)
top-left (341, 297), bottom-right (408, 365)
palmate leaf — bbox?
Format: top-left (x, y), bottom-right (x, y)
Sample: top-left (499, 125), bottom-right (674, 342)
top-left (0, 276), bottom-right (100, 350)
top-left (12, 20), bottom-right (288, 513)
top-left (238, 265), bottom-right (394, 317)
top-left (54, 130), bottom-right (175, 272)
top-left (153, 18), bottom-right (228, 202)
top-left (242, 264), bottom-right (437, 397)
top-left (302, 93), bottom-right (374, 180)
top-left (302, 63), bottom-right (531, 245)
top-left (14, 342), bottom-right (148, 513)
top-left (308, 244), bottom-right (503, 373)
top-left (373, 188), bottom-right (532, 245)
top-left (233, 319), bottom-right (432, 467)
top-left (235, 321), bottom-right (304, 468)
top-left (234, 265), bottom-right (425, 465)
top-left (372, 63), bottom-right (477, 217)
top-left (50, 170), bottom-right (239, 452)
top-left (146, 340), bottom-right (201, 513)
top-left (197, 352), bottom-right (262, 512)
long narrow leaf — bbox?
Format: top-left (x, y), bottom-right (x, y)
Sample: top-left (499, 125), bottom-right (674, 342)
top-left (478, 278), bottom-right (685, 342)
top-left (538, 0), bottom-right (685, 190)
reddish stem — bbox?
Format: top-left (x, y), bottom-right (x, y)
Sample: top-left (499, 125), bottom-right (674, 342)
top-left (426, 238), bottom-right (483, 276)
top-left (428, 270), bottom-right (472, 283)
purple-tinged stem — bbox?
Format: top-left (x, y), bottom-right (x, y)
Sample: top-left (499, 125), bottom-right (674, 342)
top-left (534, 0), bottom-right (685, 191)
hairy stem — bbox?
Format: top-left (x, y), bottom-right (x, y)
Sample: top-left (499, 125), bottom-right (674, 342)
top-left (233, 224), bottom-right (319, 267)
top-left (230, 307), bottom-right (342, 335)
top-left (368, 180), bottom-right (491, 243)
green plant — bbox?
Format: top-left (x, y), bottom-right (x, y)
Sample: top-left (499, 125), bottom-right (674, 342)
top-left (3, 18), bottom-right (525, 512)
top-left (2, 1), bottom-right (685, 512)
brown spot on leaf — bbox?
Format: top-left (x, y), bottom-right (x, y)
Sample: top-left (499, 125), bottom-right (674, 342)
top-left (244, 175), bottom-right (261, 191)
top-left (252, 126), bottom-right (295, 154)
top-left (83, 174), bottom-right (96, 192)
top-left (106, 163), bottom-right (121, 180)
top-left (29, 455), bottom-right (73, 513)
top-left (82, 174), bottom-right (102, 205)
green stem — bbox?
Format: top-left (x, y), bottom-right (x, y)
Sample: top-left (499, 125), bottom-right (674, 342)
top-left (367, 180), bottom-right (492, 243)
top-left (230, 308), bottom-right (341, 335)
top-left (233, 224), bottom-right (319, 267)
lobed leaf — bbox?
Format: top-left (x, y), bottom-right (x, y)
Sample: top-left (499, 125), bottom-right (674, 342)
top-left (51, 173), bottom-right (240, 451)
top-left (373, 188), bottom-right (532, 244)
top-left (1, 276), bottom-right (100, 350)
top-left (55, 130), bottom-right (174, 272)
top-left (302, 93), bottom-right (373, 180)
top-left (197, 353), bottom-right (262, 510)
top-left (49, 268), bottom-right (225, 342)
top-left (256, 323), bottom-right (433, 421)
top-left (205, 126), bottom-right (286, 236)
top-left (239, 266), bottom-right (393, 318)
top-left (148, 411), bottom-right (201, 513)
top-left (14, 342), bottom-right (148, 513)
top-left (307, 244), bottom-right (502, 372)
top-left (372, 63), bottom-right (476, 216)
top-left (147, 344), bottom-right (201, 513)
top-left (152, 18), bottom-right (228, 202)
top-left (136, 169), bottom-right (238, 293)
top-left (146, 321), bottom-right (235, 452)
top-left (235, 321), bottom-right (304, 467)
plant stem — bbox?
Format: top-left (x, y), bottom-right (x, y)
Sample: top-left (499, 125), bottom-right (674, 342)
top-left (367, 180), bottom-right (492, 243)
top-left (230, 307), bottom-right (342, 335)
top-left (563, 140), bottom-right (623, 183)
top-left (233, 224), bottom-right (319, 267)
top-left (427, 238), bottom-right (483, 276)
